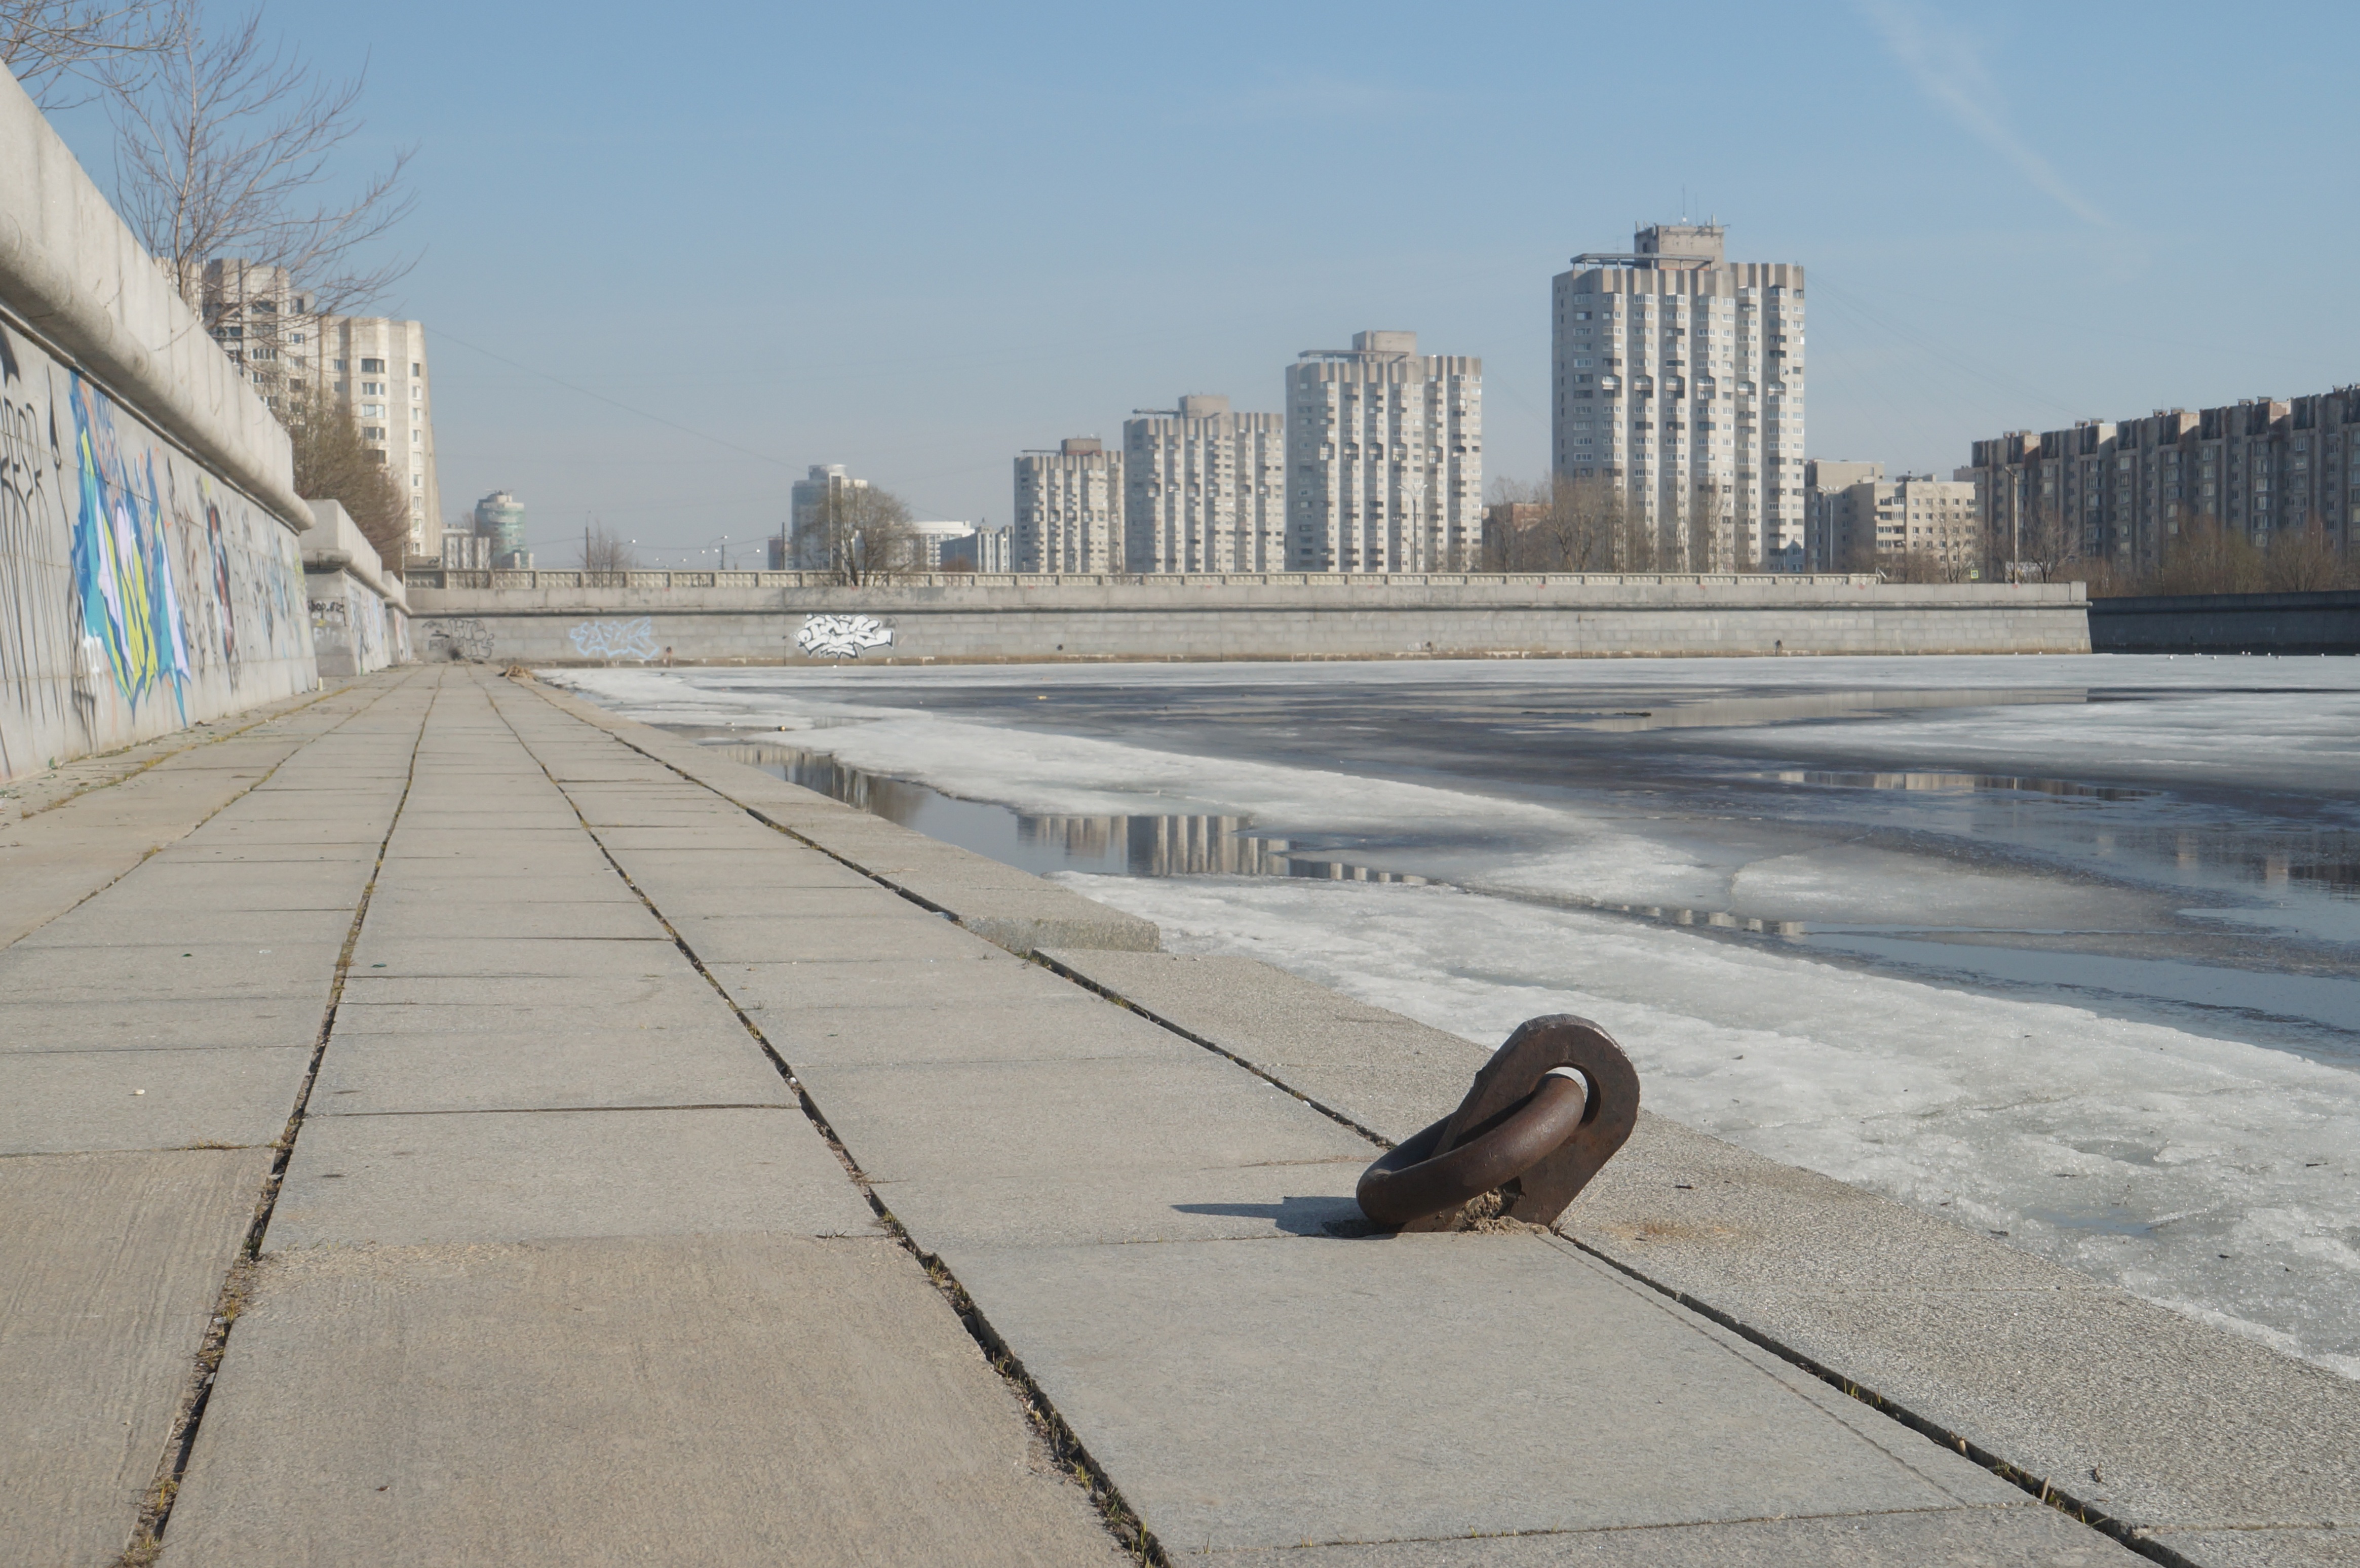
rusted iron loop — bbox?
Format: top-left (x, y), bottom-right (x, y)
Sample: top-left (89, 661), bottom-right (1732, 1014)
top-left (1354, 1014), bottom-right (1641, 1233)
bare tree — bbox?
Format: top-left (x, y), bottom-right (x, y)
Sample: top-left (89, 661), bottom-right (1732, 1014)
top-left (2010, 496), bottom-right (2071, 583)
top-left (1884, 548), bottom-right (1966, 584)
top-left (0, 0), bottom-right (176, 109)
top-left (281, 380), bottom-right (405, 567)
top-left (1488, 476), bottom-right (1620, 572)
top-left (2265, 515), bottom-right (2351, 593)
top-left (1617, 501), bottom-right (1658, 571)
top-left (799, 485), bottom-right (920, 584)
top-left (579, 524), bottom-right (635, 575)
top-left (2146, 516), bottom-right (2264, 596)
top-left (106, 8), bottom-right (414, 316)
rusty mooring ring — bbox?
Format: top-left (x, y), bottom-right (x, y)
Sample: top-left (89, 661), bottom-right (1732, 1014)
top-left (1355, 1014), bottom-right (1640, 1232)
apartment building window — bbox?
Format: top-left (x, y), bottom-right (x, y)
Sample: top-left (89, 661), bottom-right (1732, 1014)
top-left (360, 358), bottom-right (385, 373)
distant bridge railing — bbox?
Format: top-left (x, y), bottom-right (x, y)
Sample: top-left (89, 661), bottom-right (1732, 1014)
top-left (405, 569), bottom-right (1889, 592)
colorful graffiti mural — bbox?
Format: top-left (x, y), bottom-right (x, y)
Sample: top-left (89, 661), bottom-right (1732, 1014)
top-left (0, 317), bottom-right (315, 781)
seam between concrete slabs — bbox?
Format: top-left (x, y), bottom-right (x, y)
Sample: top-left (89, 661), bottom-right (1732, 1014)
top-left (2, 677), bottom-right (401, 955)
top-left (117, 665), bottom-right (441, 1564)
top-left (1116, 1497), bottom-right (2063, 1556)
top-left (507, 679), bottom-right (2186, 1568)
top-left (486, 673), bottom-right (1163, 1565)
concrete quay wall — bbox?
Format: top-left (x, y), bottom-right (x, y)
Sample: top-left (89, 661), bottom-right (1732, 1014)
top-left (0, 63), bottom-right (318, 781)
top-left (406, 573), bottom-right (2091, 664)
top-left (2091, 588), bottom-right (2360, 654)
top-left (302, 501), bottom-right (411, 676)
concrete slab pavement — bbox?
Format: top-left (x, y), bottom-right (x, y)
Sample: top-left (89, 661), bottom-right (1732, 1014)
top-left (131, 668), bottom-right (1130, 1566)
top-left (267, 1106), bottom-right (875, 1247)
top-left (0, 1149), bottom-right (272, 1567)
top-left (0, 1045), bottom-right (309, 1153)
top-left (158, 1236), bottom-right (1129, 1568)
top-left (0, 680), bottom-right (382, 949)
top-left (306, 1020), bottom-right (794, 1114)
top-left (942, 1232), bottom-right (2039, 1554)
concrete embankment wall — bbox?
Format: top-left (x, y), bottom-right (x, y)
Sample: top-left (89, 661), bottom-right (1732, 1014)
top-left (0, 63), bottom-right (318, 782)
top-left (2090, 590), bottom-right (2360, 654)
top-left (302, 502), bottom-right (410, 676)
top-left (407, 571), bottom-right (2090, 664)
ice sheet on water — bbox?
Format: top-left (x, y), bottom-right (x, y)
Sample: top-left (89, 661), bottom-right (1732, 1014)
top-left (1055, 872), bottom-right (2360, 1381)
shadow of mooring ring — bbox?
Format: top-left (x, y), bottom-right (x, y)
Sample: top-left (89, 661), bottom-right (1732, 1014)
top-left (1355, 1014), bottom-right (1640, 1233)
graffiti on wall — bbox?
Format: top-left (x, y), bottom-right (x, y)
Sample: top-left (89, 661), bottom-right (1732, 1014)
top-left (568, 617), bottom-right (660, 661)
top-left (309, 578), bottom-right (396, 676)
top-left (0, 320), bottom-right (313, 782)
top-left (424, 618), bottom-right (495, 661)
top-left (795, 613), bottom-right (893, 659)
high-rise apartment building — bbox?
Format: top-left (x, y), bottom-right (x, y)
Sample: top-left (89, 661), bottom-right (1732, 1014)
top-left (1553, 225), bottom-right (1805, 570)
top-left (1122, 394), bottom-right (1286, 572)
top-left (325, 316), bottom-right (440, 563)
top-left (200, 261), bottom-right (443, 564)
top-left (786, 464), bottom-right (870, 568)
top-left (1284, 332), bottom-right (1482, 572)
top-left (1013, 439), bottom-right (1122, 573)
top-left (1967, 387), bottom-right (2360, 576)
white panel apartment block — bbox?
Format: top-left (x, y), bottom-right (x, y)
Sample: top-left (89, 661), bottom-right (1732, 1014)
top-left (325, 317), bottom-right (441, 563)
top-left (1553, 226), bottom-right (1804, 571)
top-left (1285, 332), bottom-right (1483, 572)
top-left (1123, 394), bottom-right (1286, 572)
top-left (1013, 439), bottom-right (1122, 573)
top-left (200, 260), bottom-right (443, 563)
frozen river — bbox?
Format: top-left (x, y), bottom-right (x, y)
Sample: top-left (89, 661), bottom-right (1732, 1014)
top-left (552, 654), bottom-right (2360, 1380)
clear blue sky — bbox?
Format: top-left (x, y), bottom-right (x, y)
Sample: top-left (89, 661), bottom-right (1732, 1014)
top-left (46, 1), bottom-right (2360, 564)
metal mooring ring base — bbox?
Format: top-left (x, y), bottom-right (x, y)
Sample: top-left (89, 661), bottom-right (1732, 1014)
top-left (1355, 1014), bottom-right (1640, 1232)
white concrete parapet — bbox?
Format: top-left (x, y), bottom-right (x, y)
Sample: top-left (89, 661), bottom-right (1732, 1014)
top-left (0, 63), bottom-right (312, 534)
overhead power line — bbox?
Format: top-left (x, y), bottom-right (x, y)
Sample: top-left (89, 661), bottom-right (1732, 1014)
top-left (433, 327), bottom-right (797, 469)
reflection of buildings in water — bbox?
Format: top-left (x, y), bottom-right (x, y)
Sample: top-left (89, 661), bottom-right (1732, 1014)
top-left (1029, 812), bottom-right (1426, 882)
top-left (716, 741), bottom-right (1430, 885)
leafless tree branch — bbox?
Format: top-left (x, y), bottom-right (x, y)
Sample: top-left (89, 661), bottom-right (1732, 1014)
top-left (579, 525), bottom-right (636, 575)
top-left (282, 379), bottom-right (407, 568)
top-left (0, 0), bottom-right (177, 110)
top-left (105, 6), bottom-right (415, 315)
top-left (798, 486), bottom-right (919, 584)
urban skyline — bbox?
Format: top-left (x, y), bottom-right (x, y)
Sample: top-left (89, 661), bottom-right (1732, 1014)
top-left (35, 4), bottom-right (2345, 565)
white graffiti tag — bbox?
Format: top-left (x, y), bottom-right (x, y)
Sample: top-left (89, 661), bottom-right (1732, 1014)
top-left (567, 617), bottom-right (660, 661)
top-left (795, 614), bottom-right (894, 659)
